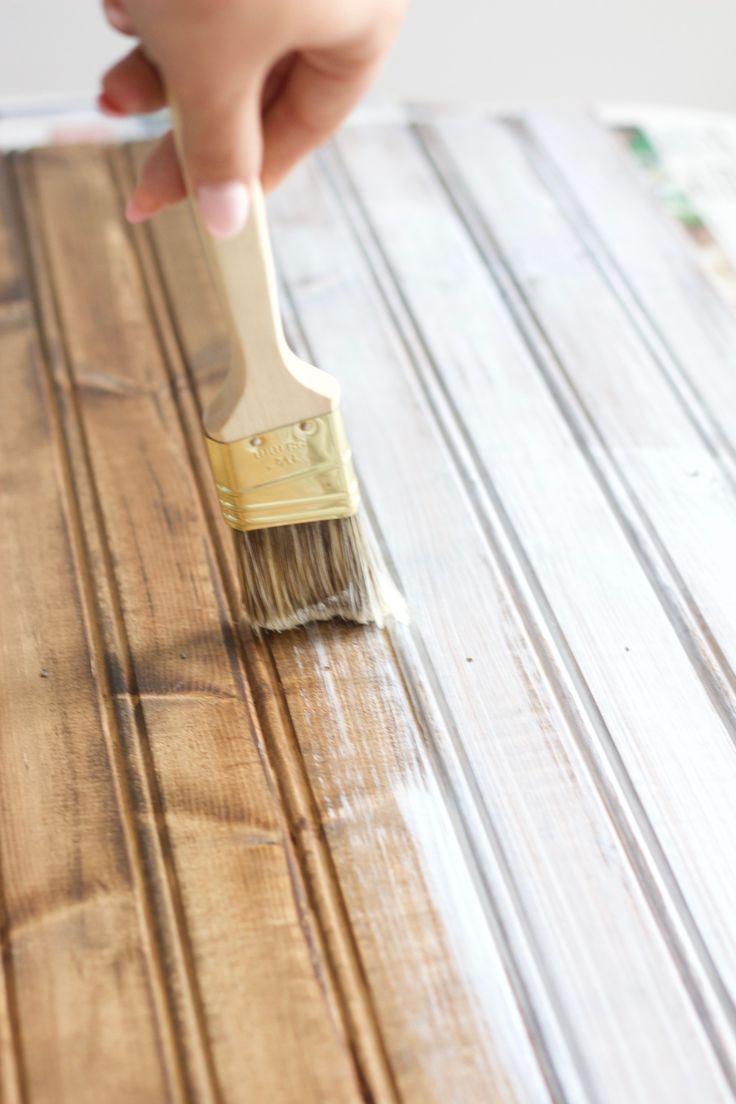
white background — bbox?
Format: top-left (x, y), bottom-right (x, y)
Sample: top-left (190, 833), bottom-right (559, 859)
top-left (2, 0), bottom-right (736, 112)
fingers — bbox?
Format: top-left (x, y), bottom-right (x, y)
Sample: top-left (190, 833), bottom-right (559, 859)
top-left (261, 51), bottom-right (381, 190)
top-left (99, 45), bottom-right (166, 116)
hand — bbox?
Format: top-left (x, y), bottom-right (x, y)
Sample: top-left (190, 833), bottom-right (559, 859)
top-left (99, 0), bottom-right (406, 237)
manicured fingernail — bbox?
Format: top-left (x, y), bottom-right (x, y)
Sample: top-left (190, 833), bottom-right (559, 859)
top-left (125, 195), bottom-right (154, 224)
top-left (196, 182), bottom-right (250, 239)
top-left (98, 92), bottom-right (126, 117)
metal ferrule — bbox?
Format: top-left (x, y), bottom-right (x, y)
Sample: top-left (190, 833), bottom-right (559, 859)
top-left (205, 410), bottom-right (360, 532)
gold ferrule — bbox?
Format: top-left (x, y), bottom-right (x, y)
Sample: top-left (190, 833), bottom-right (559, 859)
top-left (205, 410), bottom-right (360, 532)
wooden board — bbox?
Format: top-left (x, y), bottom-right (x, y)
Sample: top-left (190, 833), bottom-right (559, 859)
top-left (1, 109), bottom-right (736, 1102)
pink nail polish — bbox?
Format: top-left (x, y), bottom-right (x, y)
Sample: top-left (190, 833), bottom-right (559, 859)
top-left (196, 183), bottom-right (250, 239)
top-left (125, 196), bottom-right (153, 224)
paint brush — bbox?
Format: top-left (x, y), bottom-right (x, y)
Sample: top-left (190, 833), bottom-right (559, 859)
top-left (173, 119), bottom-right (405, 632)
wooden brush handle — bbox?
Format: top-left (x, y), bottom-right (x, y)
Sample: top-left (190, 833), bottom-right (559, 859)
top-left (171, 110), bottom-right (337, 442)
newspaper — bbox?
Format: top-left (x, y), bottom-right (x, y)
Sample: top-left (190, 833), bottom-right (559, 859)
top-left (603, 105), bottom-right (736, 304)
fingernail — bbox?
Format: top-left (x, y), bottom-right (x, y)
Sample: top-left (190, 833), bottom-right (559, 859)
top-left (98, 92), bottom-right (126, 117)
top-left (196, 182), bottom-right (250, 239)
top-left (125, 195), bottom-right (155, 224)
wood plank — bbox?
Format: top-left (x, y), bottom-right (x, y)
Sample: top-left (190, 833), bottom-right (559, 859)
top-left (131, 142), bottom-right (556, 1104)
top-left (18, 143), bottom-right (366, 1104)
top-left (0, 158), bottom-right (176, 1104)
top-left (522, 112), bottom-right (736, 465)
top-left (325, 121), bottom-right (736, 1099)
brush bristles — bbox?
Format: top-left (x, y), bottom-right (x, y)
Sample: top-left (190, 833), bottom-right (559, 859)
top-left (234, 514), bottom-right (407, 633)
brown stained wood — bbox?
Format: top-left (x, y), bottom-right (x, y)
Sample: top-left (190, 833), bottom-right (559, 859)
top-left (13, 144), bottom-right (365, 1104)
top-left (129, 142), bottom-right (551, 1104)
top-left (0, 158), bottom-right (174, 1104)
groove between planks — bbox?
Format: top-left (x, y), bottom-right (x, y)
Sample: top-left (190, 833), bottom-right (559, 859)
top-left (0, 827), bottom-right (26, 1104)
top-left (0, 165), bottom-right (31, 1104)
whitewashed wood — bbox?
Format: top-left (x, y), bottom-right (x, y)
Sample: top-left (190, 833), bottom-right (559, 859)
top-left (274, 624), bottom-right (546, 1104)
top-left (419, 117), bottom-right (736, 714)
top-left (266, 147), bottom-right (735, 1102)
top-left (523, 112), bottom-right (736, 465)
top-left (334, 116), bottom-right (736, 1086)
